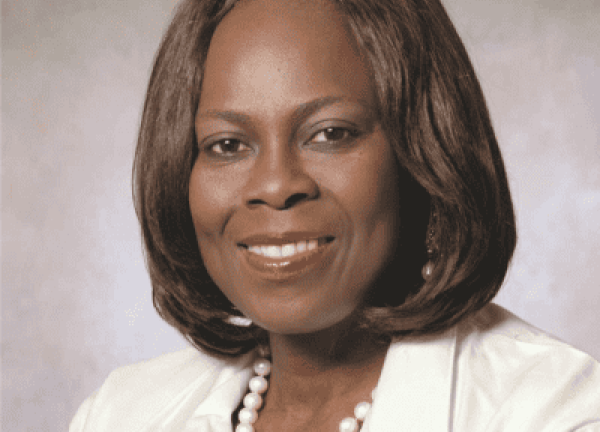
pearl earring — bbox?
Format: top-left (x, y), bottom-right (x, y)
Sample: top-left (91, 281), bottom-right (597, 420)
top-left (422, 211), bottom-right (437, 280)
top-left (227, 315), bottom-right (253, 326)
top-left (422, 259), bottom-right (434, 280)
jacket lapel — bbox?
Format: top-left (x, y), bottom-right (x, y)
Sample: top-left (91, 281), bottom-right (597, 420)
top-left (368, 326), bottom-right (458, 431)
top-left (86, 348), bottom-right (256, 432)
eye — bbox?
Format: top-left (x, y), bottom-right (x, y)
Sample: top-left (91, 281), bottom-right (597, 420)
top-left (207, 139), bottom-right (251, 157)
top-left (309, 127), bottom-right (357, 144)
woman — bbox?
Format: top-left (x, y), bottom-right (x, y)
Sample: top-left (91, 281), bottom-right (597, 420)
top-left (70, 0), bottom-right (600, 430)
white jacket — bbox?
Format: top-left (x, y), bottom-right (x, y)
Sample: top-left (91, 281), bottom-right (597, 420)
top-left (70, 304), bottom-right (600, 431)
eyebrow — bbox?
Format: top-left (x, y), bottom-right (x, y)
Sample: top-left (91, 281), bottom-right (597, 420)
top-left (196, 95), bottom-right (371, 128)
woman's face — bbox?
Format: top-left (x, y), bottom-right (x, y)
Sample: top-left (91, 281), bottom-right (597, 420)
top-left (190, 0), bottom-right (402, 334)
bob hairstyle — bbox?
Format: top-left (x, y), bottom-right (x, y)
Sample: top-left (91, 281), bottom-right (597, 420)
top-left (133, 0), bottom-right (517, 357)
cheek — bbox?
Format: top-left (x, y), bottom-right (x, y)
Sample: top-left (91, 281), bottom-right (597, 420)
top-left (188, 165), bottom-right (235, 283)
top-left (326, 142), bottom-right (402, 293)
top-left (309, 141), bottom-right (401, 302)
top-left (188, 164), bottom-right (237, 239)
top-left (189, 171), bottom-right (212, 248)
top-left (319, 144), bottom-right (400, 236)
top-left (189, 167), bottom-right (240, 304)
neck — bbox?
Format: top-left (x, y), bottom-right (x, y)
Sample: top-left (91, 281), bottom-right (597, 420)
top-left (262, 317), bottom-right (389, 413)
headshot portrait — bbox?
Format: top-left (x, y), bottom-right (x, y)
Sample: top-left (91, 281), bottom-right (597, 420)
top-left (3, 0), bottom-right (600, 431)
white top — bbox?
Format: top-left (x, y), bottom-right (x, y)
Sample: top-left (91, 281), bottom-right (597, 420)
top-left (70, 304), bottom-right (600, 431)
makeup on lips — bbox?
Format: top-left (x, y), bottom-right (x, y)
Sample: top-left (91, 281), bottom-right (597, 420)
top-left (238, 232), bottom-right (335, 280)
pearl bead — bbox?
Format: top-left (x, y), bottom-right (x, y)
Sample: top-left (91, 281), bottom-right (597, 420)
top-left (243, 392), bottom-right (263, 410)
top-left (238, 407), bottom-right (258, 424)
top-left (249, 376), bottom-right (268, 394)
top-left (235, 423), bottom-right (254, 432)
top-left (339, 417), bottom-right (359, 432)
top-left (354, 401), bottom-right (371, 420)
top-left (253, 359), bottom-right (271, 376)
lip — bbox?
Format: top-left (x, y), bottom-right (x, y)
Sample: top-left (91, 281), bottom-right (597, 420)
top-left (237, 233), bottom-right (335, 281)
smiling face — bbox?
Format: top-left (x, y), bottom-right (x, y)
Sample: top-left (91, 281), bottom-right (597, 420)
top-left (189, 0), bottom-right (402, 334)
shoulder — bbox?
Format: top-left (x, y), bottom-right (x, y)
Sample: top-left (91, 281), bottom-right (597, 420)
top-left (69, 347), bottom-right (246, 432)
top-left (100, 346), bottom-right (224, 393)
top-left (454, 303), bottom-right (600, 430)
top-left (459, 303), bottom-right (598, 369)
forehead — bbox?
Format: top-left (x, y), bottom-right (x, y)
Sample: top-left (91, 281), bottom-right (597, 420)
top-left (199, 0), bottom-right (376, 114)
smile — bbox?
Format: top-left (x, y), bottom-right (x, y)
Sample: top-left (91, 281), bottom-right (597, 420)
top-left (237, 236), bottom-right (336, 281)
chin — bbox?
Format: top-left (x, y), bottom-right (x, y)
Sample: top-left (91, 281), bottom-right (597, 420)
top-left (249, 306), bottom-right (358, 336)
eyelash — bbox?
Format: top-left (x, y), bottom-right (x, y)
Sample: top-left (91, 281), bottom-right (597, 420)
top-left (204, 127), bottom-right (359, 158)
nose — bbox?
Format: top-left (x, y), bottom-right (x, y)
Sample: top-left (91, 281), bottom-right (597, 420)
top-left (244, 141), bottom-right (319, 210)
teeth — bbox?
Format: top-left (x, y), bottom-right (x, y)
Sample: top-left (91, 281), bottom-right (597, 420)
top-left (263, 246), bottom-right (281, 258)
top-left (281, 244), bottom-right (295, 257)
top-left (246, 239), bottom-right (327, 258)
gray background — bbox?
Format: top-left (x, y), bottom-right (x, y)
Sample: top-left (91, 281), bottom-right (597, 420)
top-left (2, 0), bottom-right (599, 430)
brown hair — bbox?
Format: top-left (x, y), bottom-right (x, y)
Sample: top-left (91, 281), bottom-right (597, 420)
top-left (133, 0), bottom-right (517, 357)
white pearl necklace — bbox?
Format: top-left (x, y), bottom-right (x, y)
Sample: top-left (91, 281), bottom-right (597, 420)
top-left (235, 357), bottom-right (376, 432)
